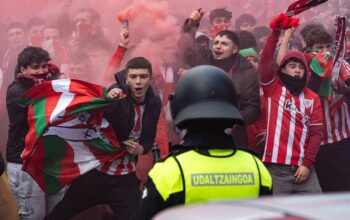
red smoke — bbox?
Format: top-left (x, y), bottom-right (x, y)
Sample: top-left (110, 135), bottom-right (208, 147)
top-left (114, 0), bottom-right (181, 69)
top-left (0, 0), bottom-right (347, 177)
top-left (117, 0), bottom-right (167, 23)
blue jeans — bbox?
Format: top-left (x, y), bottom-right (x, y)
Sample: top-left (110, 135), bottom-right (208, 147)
top-left (7, 162), bottom-right (46, 220)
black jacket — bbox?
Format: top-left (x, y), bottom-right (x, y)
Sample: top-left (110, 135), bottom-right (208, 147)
top-left (178, 22), bottom-right (260, 147)
top-left (6, 79), bottom-right (35, 163)
top-left (104, 70), bottom-right (162, 153)
top-left (210, 54), bottom-right (260, 126)
top-left (209, 54), bottom-right (260, 147)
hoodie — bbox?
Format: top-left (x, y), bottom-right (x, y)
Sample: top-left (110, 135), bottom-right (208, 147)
top-left (260, 29), bottom-right (311, 88)
top-left (259, 29), bottom-right (324, 168)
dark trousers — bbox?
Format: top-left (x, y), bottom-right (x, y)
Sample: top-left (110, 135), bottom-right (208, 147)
top-left (315, 138), bottom-right (350, 192)
top-left (45, 169), bottom-right (141, 220)
top-left (266, 163), bottom-right (322, 195)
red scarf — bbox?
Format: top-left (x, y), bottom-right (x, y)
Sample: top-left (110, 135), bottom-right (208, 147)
top-left (16, 63), bottom-right (62, 85)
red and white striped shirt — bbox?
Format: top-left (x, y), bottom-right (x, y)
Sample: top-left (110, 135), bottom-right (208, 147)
top-left (321, 99), bottom-right (350, 145)
top-left (320, 60), bottom-right (350, 144)
top-left (262, 78), bottom-right (323, 166)
top-left (97, 104), bottom-right (145, 175)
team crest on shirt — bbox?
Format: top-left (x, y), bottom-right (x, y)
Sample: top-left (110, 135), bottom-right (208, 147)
top-left (285, 98), bottom-right (311, 126)
top-left (304, 99), bottom-right (313, 109)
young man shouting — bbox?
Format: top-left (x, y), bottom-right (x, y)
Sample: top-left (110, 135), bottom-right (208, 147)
top-left (46, 57), bottom-right (162, 220)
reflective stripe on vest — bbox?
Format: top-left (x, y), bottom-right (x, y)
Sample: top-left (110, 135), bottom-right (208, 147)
top-left (149, 149), bottom-right (269, 205)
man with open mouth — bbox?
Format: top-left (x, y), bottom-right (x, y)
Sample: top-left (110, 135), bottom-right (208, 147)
top-left (45, 57), bottom-right (162, 220)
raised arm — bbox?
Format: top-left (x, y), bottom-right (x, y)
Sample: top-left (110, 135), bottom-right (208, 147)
top-left (57, 0), bottom-right (75, 42)
top-left (259, 13), bottom-right (299, 84)
top-left (276, 28), bottom-right (295, 65)
top-left (103, 27), bottom-right (130, 84)
top-left (182, 8), bottom-right (204, 37)
top-left (258, 29), bottom-right (280, 84)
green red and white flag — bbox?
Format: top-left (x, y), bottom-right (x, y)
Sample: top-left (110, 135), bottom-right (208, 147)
top-left (305, 16), bottom-right (349, 115)
top-left (20, 79), bottom-right (126, 195)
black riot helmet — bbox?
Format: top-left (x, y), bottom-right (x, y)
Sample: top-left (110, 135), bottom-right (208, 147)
top-left (169, 65), bottom-right (244, 129)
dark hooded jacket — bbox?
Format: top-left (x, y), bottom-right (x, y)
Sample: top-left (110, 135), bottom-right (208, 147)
top-left (260, 30), bottom-right (311, 87)
top-left (6, 72), bottom-right (59, 163)
top-left (180, 21), bottom-right (260, 147)
top-left (209, 54), bottom-right (261, 147)
top-left (210, 54), bottom-right (261, 124)
top-left (103, 70), bottom-right (161, 154)
top-left (6, 79), bottom-right (33, 163)
top-left (277, 51), bottom-right (310, 92)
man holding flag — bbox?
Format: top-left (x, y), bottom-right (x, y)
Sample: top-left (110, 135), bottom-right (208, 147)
top-left (6, 46), bottom-right (60, 220)
top-left (44, 57), bottom-right (161, 220)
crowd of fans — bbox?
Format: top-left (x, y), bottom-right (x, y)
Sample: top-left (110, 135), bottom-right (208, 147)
top-left (0, 0), bottom-right (350, 219)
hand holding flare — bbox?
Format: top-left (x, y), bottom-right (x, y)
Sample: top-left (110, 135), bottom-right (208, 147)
top-left (189, 8), bottom-right (204, 26)
top-left (119, 20), bottom-right (130, 48)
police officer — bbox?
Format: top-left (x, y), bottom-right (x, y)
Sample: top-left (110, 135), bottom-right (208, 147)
top-left (133, 65), bottom-right (272, 219)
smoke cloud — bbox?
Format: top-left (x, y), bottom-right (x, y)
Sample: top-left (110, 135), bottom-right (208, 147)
top-left (0, 0), bottom-right (348, 155)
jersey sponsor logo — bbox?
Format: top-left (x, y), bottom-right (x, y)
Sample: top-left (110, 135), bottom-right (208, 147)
top-left (285, 98), bottom-right (310, 126)
top-left (191, 173), bottom-right (255, 186)
top-left (285, 98), bottom-right (300, 113)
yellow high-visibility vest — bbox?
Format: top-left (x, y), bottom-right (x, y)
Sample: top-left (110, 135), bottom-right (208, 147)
top-left (149, 148), bottom-right (272, 204)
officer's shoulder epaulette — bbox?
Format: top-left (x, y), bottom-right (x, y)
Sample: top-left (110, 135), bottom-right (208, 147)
top-left (235, 147), bottom-right (260, 157)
